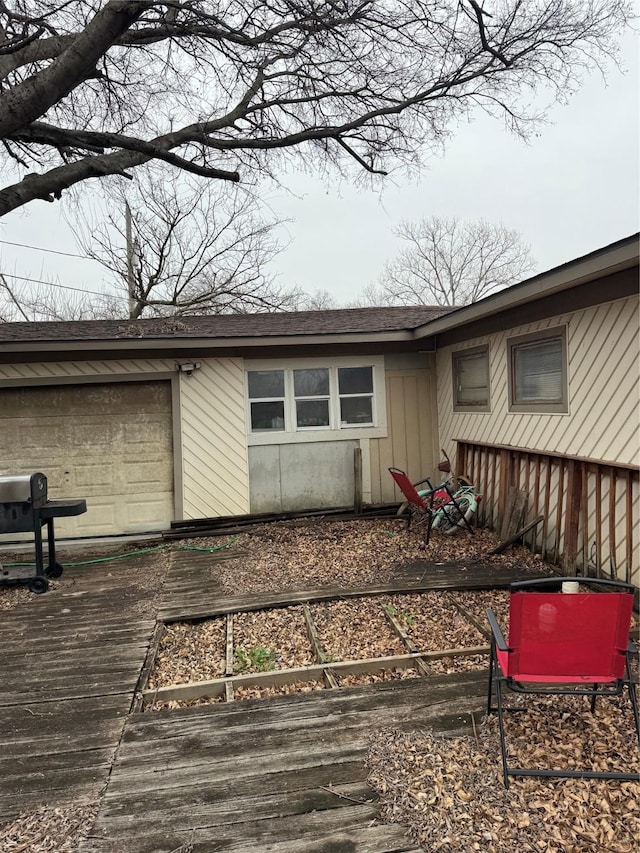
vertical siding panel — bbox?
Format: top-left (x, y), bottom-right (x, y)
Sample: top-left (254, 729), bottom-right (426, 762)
top-left (372, 368), bottom-right (438, 504)
top-left (595, 471), bottom-right (603, 576)
top-left (368, 437), bottom-right (383, 505)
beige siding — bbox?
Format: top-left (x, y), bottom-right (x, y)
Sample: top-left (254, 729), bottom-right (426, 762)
top-left (437, 296), bottom-right (640, 466)
top-left (370, 367), bottom-right (439, 504)
top-left (0, 358), bottom-right (250, 530)
top-left (437, 295), bottom-right (639, 583)
top-left (179, 358), bottom-right (249, 519)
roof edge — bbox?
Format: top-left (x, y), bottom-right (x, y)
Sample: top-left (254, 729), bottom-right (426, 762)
top-left (0, 327), bottom-right (417, 356)
top-left (411, 233), bottom-right (640, 341)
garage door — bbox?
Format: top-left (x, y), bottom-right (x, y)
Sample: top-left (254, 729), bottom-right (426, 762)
top-left (0, 381), bottom-right (174, 537)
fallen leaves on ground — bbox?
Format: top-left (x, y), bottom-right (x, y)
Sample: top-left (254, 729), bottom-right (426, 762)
top-left (149, 617), bottom-right (226, 688)
top-left (192, 519), bottom-right (550, 596)
top-left (383, 591), bottom-right (487, 675)
top-left (310, 598), bottom-right (406, 661)
top-left (367, 696), bottom-right (639, 853)
top-left (0, 803), bottom-right (99, 853)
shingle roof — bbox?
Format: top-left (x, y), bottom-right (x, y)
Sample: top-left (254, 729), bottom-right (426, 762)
top-left (0, 305), bottom-right (450, 343)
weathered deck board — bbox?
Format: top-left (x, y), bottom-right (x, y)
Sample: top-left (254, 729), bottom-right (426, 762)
top-left (81, 675), bottom-right (484, 853)
top-left (0, 559), bottom-right (156, 822)
top-left (158, 552), bottom-right (529, 621)
top-left (87, 809), bottom-right (422, 853)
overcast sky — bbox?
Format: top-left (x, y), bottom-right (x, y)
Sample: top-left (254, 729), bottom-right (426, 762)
top-left (0, 31), bottom-right (637, 312)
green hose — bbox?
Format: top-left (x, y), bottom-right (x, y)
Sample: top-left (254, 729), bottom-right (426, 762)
top-left (1, 536), bottom-right (239, 568)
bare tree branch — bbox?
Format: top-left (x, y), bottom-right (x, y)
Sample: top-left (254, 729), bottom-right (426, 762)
top-left (66, 168), bottom-right (298, 319)
top-left (362, 216), bottom-right (536, 307)
top-left (0, 0), bottom-right (632, 216)
top-left (0, 272), bottom-right (30, 320)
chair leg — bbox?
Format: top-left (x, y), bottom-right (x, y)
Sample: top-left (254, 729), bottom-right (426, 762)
top-left (487, 638), bottom-right (496, 716)
top-left (626, 655), bottom-right (640, 747)
top-left (590, 682), bottom-right (598, 714)
top-left (424, 509), bottom-right (434, 547)
top-left (495, 676), bottom-right (510, 788)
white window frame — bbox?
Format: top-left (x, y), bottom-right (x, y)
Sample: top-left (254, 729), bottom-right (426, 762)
top-left (246, 369), bottom-right (286, 433)
top-left (245, 356), bottom-right (387, 445)
top-left (452, 344), bottom-right (491, 413)
top-left (507, 326), bottom-right (569, 414)
top-left (293, 368), bottom-right (332, 432)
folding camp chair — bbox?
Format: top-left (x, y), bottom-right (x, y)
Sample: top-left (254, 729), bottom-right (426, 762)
top-left (388, 467), bottom-right (474, 545)
top-left (487, 576), bottom-right (640, 787)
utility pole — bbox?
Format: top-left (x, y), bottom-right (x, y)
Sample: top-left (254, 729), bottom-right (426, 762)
top-left (125, 201), bottom-right (137, 319)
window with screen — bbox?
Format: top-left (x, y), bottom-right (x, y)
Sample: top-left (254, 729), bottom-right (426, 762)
top-left (508, 327), bottom-right (568, 413)
top-left (452, 346), bottom-right (490, 412)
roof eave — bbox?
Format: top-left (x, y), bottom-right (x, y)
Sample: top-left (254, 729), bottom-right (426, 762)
top-left (0, 327), bottom-right (420, 357)
top-left (412, 234), bottom-right (640, 341)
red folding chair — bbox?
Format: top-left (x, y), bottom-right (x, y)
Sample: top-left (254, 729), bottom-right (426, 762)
top-left (487, 576), bottom-right (640, 786)
top-left (388, 467), bottom-right (459, 545)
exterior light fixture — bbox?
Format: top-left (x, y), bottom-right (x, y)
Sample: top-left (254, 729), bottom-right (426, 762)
top-left (176, 362), bottom-right (201, 376)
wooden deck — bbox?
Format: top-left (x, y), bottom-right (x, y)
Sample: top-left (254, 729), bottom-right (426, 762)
top-left (1, 543), bottom-right (530, 851)
top-left (159, 546), bottom-right (524, 621)
top-left (0, 551), bottom-right (156, 821)
top-left (82, 673), bottom-right (484, 853)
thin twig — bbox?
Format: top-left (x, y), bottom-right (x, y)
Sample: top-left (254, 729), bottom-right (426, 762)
top-left (320, 785), bottom-right (374, 805)
top-left (470, 711), bottom-right (480, 745)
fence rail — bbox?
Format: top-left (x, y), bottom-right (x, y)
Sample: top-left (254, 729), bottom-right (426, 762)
top-left (456, 440), bottom-right (639, 586)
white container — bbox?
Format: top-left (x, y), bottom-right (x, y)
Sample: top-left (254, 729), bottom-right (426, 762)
top-left (562, 581), bottom-right (579, 594)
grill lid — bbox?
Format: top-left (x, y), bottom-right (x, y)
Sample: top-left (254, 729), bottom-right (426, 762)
top-left (0, 473), bottom-right (48, 504)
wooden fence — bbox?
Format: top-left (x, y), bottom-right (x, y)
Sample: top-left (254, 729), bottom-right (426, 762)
top-left (456, 440), bottom-right (639, 586)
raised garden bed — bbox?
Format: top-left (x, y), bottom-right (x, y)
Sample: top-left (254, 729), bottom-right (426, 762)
top-left (143, 589), bottom-right (492, 710)
top-left (383, 591), bottom-right (488, 675)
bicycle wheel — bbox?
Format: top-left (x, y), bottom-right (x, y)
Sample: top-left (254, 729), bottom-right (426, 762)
top-left (433, 495), bottom-right (477, 534)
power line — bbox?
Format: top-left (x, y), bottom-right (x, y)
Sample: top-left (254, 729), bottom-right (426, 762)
top-left (0, 270), bottom-right (128, 302)
top-left (0, 237), bottom-right (94, 260)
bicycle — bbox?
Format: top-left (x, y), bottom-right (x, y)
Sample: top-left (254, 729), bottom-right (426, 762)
top-left (430, 482), bottom-right (481, 535)
top-left (389, 466), bottom-right (481, 544)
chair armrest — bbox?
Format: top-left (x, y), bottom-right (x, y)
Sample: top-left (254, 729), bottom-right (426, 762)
top-left (486, 609), bottom-right (509, 652)
top-left (510, 576), bottom-right (636, 594)
top-left (413, 477), bottom-right (434, 490)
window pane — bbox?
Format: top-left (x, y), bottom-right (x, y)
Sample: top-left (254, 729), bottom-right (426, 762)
top-left (456, 352), bottom-right (489, 405)
top-left (294, 368), bottom-right (329, 397)
top-left (248, 370), bottom-right (284, 399)
top-left (514, 339), bottom-right (562, 402)
top-left (340, 396), bottom-right (373, 425)
top-left (251, 401), bottom-right (285, 431)
top-left (338, 366), bottom-right (373, 395)
top-left (296, 399), bottom-right (330, 427)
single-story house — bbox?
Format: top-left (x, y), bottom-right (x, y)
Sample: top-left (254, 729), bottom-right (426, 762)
top-left (1, 234), bottom-right (638, 584)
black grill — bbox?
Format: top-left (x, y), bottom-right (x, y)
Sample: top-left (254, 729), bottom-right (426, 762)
top-left (0, 473), bottom-right (87, 594)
